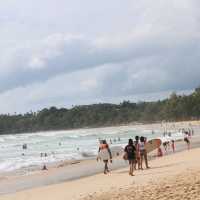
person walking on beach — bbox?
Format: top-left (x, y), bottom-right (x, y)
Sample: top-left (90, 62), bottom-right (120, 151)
top-left (98, 140), bottom-right (112, 174)
top-left (184, 132), bottom-right (190, 150)
top-left (124, 139), bottom-right (136, 176)
top-left (171, 140), bottom-right (175, 152)
top-left (163, 141), bottom-right (168, 153)
top-left (139, 136), bottom-right (150, 169)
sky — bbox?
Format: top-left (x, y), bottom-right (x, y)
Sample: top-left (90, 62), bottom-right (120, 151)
top-left (0, 0), bottom-right (200, 114)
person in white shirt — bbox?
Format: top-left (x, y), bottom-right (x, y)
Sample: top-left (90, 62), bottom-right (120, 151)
top-left (139, 136), bottom-right (150, 169)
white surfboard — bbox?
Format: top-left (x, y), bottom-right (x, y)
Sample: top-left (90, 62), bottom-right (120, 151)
top-left (98, 146), bottom-right (124, 160)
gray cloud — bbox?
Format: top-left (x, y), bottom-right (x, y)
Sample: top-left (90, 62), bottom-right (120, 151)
top-left (0, 0), bottom-right (200, 113)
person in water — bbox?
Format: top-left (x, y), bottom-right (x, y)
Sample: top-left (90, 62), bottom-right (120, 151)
top-left (124, 139), bottom-right (136, 176)
top-left (98, 140), bottom-right (112, 174)
top-left (139, 136), bottom-right (150, 169)
top-left (134, 136), bottom-right (141, 170)
top-left (22, 143), bottom-right (27, 150)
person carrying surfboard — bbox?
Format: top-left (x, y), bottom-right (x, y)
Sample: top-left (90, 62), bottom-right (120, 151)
top-left (124, 139), bottom-right (136, 176)
top-left (98, 140), bottom-right (112, 174)
top-left (139, 136), bottom-right (150, 169)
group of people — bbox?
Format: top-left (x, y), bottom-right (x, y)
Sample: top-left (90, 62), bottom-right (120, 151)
top-left (162, 140), bottom-right (175, 153)
top-left (162, 130), bottom-right (192, 154)
top-left (124, 136), bottom-right (150, 176)
top-left (98, 136), bottom-right (150, 176)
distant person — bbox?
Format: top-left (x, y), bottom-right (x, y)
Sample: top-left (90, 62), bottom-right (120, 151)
top-left (42, 164), bottom-right (48, 170)
top-left (163, 142), bottom-right (168, 153)
top-left (191, 129), bottom-right (194, 136)
top-left (171, 140), bottom-right (175, 152)
top-left (167, 141), bottom-right (170, 151)
top-left (124, 139), bottom-right (136, 176)
top-left (157, 147), bottom-right (163, 157)
top-left (134, 136), bottom-right (141, 170)
top-left (98, 140), bottom-right (112, 174)
top-left (184, 132), bottom-right (190, 150)
top-left (139, 136), bottom-right (150, 169)
top-left (22, 144), bottom-right (27, 150)
top-left (110, 139), bottom-right (113, 144)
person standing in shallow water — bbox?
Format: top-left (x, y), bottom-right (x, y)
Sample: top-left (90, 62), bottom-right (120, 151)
top-left (98, 140), bottom-right (112, 174)
top-left (124, 139), bottom-right (136, 176)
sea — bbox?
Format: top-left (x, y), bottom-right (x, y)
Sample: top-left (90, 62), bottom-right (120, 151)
top-left (0, 125), bottom-right (185, 173)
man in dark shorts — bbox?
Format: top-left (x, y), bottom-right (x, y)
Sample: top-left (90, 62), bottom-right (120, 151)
top-left (124, 139), bottom-right (136, 176)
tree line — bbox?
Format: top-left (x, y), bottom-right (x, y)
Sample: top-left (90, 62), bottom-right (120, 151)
top-left (0, 88), bottom-right (200, 135)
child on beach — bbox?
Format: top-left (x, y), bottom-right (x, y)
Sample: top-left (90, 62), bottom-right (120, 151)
top-left (98, 140), bottom-right (112, 174)
top-left (124, 139), bottom-right (136, 176)
top-left (139, 136), bottom-right (150, 169)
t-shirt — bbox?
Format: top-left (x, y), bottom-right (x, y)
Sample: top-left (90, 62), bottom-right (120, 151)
top-left (125, 144), bottom-right (136, 160)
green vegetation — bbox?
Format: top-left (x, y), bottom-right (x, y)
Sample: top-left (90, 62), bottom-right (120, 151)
top-left (0, 88), bottom-right (200, 135)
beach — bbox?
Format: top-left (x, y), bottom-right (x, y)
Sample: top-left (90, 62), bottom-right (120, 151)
top-left (0, 121), bottom-right (199, 199)
top-left (0, 139), bottom-right (199, 199)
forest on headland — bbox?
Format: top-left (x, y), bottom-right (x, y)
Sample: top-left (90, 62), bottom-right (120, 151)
top-left (0, 87), bottom-right (200, 135)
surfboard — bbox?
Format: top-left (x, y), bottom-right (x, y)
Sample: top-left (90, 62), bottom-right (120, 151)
top-left (145, 139), bottom-right (162, 153)
top-left (98, 146), bottom-right (124, 160)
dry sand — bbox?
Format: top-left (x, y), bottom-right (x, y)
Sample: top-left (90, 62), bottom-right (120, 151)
top-left (0, 147), bottom-right (200, 200)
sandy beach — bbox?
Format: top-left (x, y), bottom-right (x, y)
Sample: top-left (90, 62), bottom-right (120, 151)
top-left (0, 142), bottom-right (200, 199)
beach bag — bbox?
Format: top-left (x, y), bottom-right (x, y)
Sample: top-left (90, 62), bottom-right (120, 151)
top-left (123, 152), bottom-right (128, 160)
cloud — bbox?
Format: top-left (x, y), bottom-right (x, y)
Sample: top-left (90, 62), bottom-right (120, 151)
top-left (0, 0), bottom-right (200, 113)
top-left (1, 29), bottom-right (199, 93)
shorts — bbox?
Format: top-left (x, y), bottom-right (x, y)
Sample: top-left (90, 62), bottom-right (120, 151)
top-left (128, 159), bottom-right (135, 165)
top-left (140, 149), bottom-right (146, 156)
top-left (184, 138), bottom-right (189, 143)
